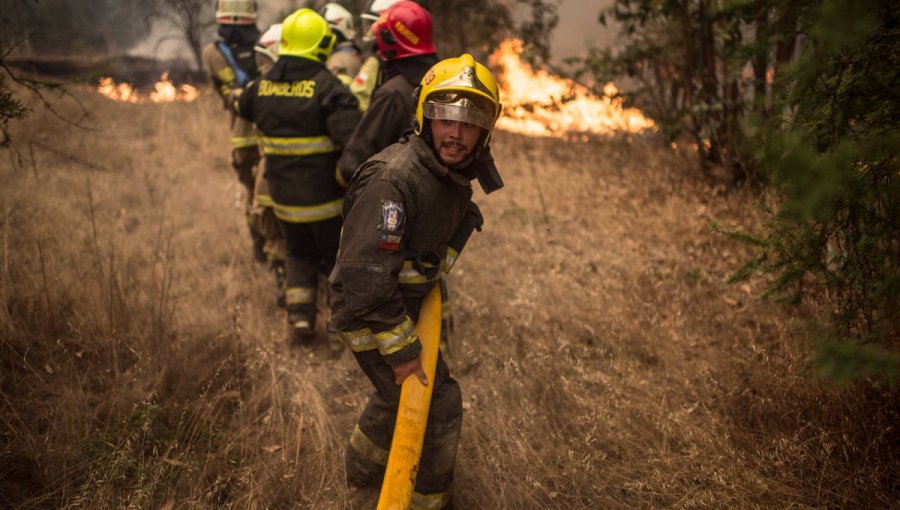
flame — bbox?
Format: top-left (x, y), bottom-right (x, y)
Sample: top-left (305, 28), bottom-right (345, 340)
top-left (489, 39), bottom-right (654, 138)
top-left (96, 72), bottom-right (199, 103)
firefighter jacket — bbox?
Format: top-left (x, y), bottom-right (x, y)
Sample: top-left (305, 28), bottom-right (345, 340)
top-left (202, 41), bottom-right (259, 150)
top-left (202, 39), bottom-right (257, 103)
top-left (350, 55), bottom-right (380, 112)
top-left (337, 55), bottom-right (438, 185)
top-left (330, 135), bottom-right (485, 365)
top-left (235, 56), bottom-right (361, 222)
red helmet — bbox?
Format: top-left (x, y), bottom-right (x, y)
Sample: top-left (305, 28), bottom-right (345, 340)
top-left (373, 1), bottom-right (436, 61)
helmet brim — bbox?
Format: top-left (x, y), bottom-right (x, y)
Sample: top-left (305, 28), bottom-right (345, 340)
top-left (422, 102), bottom-right (495, 131)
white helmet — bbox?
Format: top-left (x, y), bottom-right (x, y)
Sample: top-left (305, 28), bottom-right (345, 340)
top-left (215, 0), bottom-right (258, 25)
top-left (360, 0), bottom-right (403, 43)
top-left (254, 23), bottom-right (282, 63)
top-left (319, 3), bottom-right (356, 42)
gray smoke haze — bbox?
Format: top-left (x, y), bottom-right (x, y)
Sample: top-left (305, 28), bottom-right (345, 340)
top-left (1, 0), bottom-right (617, 71)
top-left (550, 0), bottom-right (618, 66)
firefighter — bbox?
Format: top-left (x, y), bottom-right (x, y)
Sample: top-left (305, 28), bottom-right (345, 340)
top-left (329, 53), bottom-right (503, 509)
top-left (319, 3), bottom-right (363, 86)
top-left (337, 1), bottom-right (505, 357)
top-left (201, 0), bottom-right (266, 262)
top-left (234, 8), bottom-right (361, 340)
top-left (350, 0), bottom-right (404, 111)
top-left (336, 0), bottom-right (437, 186)
top-left (251, 23), bottom-right (288, 307)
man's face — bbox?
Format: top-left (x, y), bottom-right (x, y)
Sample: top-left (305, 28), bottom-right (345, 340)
top-left (430, 119), bottom-right (483, 166)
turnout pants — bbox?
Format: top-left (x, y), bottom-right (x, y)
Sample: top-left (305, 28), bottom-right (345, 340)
top-left (347, 349), bottom-right (462, 509)
top-left (229, 116), bottom-right (264, 255)
top-left (252, 165), bottom-right (286, 264)
top-left (277, 216), bottom-right (342, 328)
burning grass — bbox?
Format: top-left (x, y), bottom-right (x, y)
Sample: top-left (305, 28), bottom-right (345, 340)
top-left (0, 83), bottom-right (897, 509)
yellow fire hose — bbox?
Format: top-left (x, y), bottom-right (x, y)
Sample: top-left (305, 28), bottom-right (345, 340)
top-left (376, 284), bottom-right (442, 510)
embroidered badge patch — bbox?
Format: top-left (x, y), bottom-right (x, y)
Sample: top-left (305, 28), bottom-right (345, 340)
top-left (379, 200), bottom-right (404, 232)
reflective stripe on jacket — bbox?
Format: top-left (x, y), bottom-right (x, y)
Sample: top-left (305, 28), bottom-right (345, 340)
top-left (235, 57), bottom-right (360, 211)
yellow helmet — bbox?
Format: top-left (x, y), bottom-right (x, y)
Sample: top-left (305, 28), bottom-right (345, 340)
top-left (414, 53), bottom-right (502, 146)
top-left (279, 8), bottom-right (336, 63)
top-left (216, 0), bottom-right (258, 25)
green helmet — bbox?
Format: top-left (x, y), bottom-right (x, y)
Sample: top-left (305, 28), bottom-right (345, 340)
top-left (279, 8), bottom-right (336, 63)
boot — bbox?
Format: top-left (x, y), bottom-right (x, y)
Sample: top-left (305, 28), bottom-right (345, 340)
top-left (287, 310), bottom-right (315, 343)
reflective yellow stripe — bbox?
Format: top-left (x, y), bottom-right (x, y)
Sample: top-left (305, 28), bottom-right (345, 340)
top-left (442, 247), bottom-right (459, 274)
top-left (259, 135), bottom-right (337, 156)
top-left (399, 260), bottom-right (441, 285)
top-left (350, 425), bottom-right (389, 465)
top-left (373, 316), bottom-right (416, 356)
top-left (217, 67), bottom-right (235, 86)
top-left (286, 286), bottom-right (316, 305)
top-left (411, 491), bottom-right (451, 510)
top-left (255, 193), bottom-right (274, 207)
top-left (337, 328), bottom-right (377, 352)
top-left (273, 199), bottom-right (342, 223)
top-left (230, 135), bottom-right (258, 149)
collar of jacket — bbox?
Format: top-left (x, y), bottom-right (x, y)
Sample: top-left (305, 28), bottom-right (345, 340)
top-left (383, 54), bottom-right (440, 86)
top-left (408, 135), bottom-right (472, 188)
top-left (266, 56), bottom-right (325, 81)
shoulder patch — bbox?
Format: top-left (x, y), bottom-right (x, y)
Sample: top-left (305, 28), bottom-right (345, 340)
top-left (379, 200), bottom-right (404, 233)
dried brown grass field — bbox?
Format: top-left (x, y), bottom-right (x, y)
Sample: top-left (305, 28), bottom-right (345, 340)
top-left (1, 85), bottom-right (897, 509)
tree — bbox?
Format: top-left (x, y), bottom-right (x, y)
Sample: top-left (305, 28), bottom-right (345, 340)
top-left (736, 0), bottom-right (899, 383)
top-left (584, 0), bottom-right (898, 383)
top-left (154, 0), bottom-right (215, 71)
top-left (418, 0), bottom-right (558, 63)
top-left (577, 0), bottom-right (821, 183)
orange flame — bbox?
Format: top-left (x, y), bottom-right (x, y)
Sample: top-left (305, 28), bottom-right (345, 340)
top-left (96, 72), bottom-right (199, 103)
top-left (489, 39), bottom-right (654, 138)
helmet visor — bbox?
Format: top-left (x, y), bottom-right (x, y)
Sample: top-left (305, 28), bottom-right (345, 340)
top-left (422, 92), bottom-right (496, 131)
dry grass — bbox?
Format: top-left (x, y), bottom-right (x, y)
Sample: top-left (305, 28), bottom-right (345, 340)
top-left (1, 85), bottom-right (897, 509)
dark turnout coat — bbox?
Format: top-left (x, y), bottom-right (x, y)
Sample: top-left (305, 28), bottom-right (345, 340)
top-left (235, 56), bottom-right (360, 222)
top-left (330, 135), bottom-right (483, 364)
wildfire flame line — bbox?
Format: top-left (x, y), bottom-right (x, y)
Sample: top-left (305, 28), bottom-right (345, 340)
top-left (97, 72), bottom-right (199, 103)
top-left (489, 39), bottom-right (654, 138)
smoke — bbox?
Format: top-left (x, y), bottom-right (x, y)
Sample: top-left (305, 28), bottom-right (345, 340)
top-left (0, 0), bottom-right (619, 70)
top-left (0, 0), bottom-right (155, 57)
top-left (550, 0), bottom-right (618, 67)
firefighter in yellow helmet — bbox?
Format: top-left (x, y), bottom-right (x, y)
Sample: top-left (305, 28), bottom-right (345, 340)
top-left (234, 9), bottom-right (361, 341)
top-left (329, 54), bottom-right (502, 509)
top-left (201, 0), bottom-right (266, 262)
top-left (250, 23), bottom-right (288, 307)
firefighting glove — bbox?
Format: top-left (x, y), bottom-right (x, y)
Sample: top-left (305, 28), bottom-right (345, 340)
top-left (444, 202), bottom-right (484, 274)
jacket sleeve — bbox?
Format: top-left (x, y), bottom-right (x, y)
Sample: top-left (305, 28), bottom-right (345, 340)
top-left (337, 87), bottom-right (410, 184)
top-left (202, 44), bottom-right (237, 105)
top-left (321, 76), bottom-right (362, 149)
top-left (337, 174), bottom-right (421, 364)
top-left (233, 80), bottom-right (257, 121)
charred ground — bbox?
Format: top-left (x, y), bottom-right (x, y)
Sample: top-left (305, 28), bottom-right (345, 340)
top-left (0, 84), bottom-right (897, 509)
